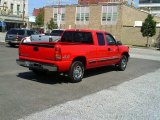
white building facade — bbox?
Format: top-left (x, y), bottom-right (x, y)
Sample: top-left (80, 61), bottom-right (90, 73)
top-left (0, 0), bottom-right (28, 31)
top-left (138, 0), bottom-right (160, 17)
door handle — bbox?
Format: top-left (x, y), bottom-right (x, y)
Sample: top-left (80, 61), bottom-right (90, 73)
top-left (108, 48), bottom-right (111, 51)
top-left (33, 47), bottom-right (39, 51)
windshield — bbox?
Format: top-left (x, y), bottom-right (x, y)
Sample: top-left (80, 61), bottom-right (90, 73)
top-left (50, 30), bottom-right (64, 36)
top-left (7, 29), bottom-right (25, 35)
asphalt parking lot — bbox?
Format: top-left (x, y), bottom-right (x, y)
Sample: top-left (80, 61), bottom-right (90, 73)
top-left (0, 44), bottom-right (160, 120)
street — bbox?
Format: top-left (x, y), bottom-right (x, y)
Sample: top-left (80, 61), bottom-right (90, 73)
top-left (0, 44), bottom-right (160, 120)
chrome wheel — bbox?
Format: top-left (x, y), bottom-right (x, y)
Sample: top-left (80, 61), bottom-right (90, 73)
top-left (69, 61), bottom-right (84, 83)
top-left (117, 55), bottom-right (128, 71)
top-left (73, 65), bottom-right (83, 80)
top-left (121, 57), bottom-right (127, 70)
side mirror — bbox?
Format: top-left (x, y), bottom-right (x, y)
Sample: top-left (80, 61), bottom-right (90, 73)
top-left (116, 41), bottom-right (122, 45)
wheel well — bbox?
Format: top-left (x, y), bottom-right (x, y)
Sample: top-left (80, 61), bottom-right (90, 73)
top-left (72, 56), bottom-right (86, 68)
top-left (122, 52), bottom-right (129, 60)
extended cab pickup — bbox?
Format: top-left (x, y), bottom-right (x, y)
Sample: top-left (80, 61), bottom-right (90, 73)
top-left (17, 29), bottom-right (129, 82)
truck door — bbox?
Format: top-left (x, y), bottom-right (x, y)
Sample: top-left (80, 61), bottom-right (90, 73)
top-left (105, 33), bottom-right (120, 64)
top-left (96, 32), bottom-right (111, 67)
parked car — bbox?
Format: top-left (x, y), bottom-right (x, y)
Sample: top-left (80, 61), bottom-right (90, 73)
top-left (21, 29), bottom-right (64, 43)
top-left (50, 29), bottom-right (64, 36)
top-left (156, 41), bottom-right (160, 49)
top-left (5, 28), bottom-right (38, 47)
top-left (17, 29), bottom-right (129, 83)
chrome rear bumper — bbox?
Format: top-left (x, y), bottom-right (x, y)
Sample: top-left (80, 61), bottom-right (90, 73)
top-left (5, 40), bottom-right (20, 44)
top-left (16, 59), bottom-right (57, 72)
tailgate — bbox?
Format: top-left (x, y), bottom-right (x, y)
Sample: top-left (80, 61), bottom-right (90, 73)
top-left (31, 35), bottom-right (61, 42)
top-left (19, 42), bottom-right (56, 61)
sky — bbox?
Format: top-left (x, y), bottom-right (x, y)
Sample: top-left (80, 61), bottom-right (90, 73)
top-left (28, 0), bottom-right (78, 16)
top-left (128, 0), bottom-right (139, 8)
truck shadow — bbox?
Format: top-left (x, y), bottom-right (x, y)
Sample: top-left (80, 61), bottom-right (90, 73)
top-left (17, 65), bottom-right (116, 84)
top-left (85, 65), bottom-right (116, 78)
top-left (17, 72), bottom-right (70, 84)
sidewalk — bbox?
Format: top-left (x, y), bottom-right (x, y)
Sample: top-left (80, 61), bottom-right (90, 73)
top-left (0, 32), bottom-right (6, 43)
top-left (130, 47), bottom-right (160, 61)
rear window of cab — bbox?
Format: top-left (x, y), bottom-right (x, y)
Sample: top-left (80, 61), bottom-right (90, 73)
top-left (61, 31), bottom-right (93, 44)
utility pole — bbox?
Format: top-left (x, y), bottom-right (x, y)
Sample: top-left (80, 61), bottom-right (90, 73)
top-left (22, 0), bottom-right (25, 28)
top-left (57, 0), bottom-right (61, 29)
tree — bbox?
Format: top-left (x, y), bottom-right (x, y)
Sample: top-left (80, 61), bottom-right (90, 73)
top-left (35, 9), bottom-right (44, 27)
top-left (141, 14), bottom-right (156, 47)
top-left (47, 18), bottom-right (58, 30)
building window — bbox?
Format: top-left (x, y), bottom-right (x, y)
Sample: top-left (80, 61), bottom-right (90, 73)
top-left (10, 4), bottom-right (13, 14)
top-left (76, 6), bottom-right (89, 25)
top-left (17, 5), bottom-right (20, 15)
top-left (101, 5), bottom-right (118, 25)
top-left (53, 7), bottom-right (65, 24)
top-left (3, 2), bottom-right (7, 10)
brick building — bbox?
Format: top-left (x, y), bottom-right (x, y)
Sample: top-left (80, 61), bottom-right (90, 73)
top-left (32, 8), bottom-right (45, 17)
top-left (78, 0), bottom-right (123, 4)
top-left (33, 8), bottom-right (40, 16)
top-left (43, 3), bottom-right (160, 46)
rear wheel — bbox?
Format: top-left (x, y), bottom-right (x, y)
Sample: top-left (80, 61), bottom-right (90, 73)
top-left (68, 61), bottom-right (84, 83)
top-left (9, 43), bottom-right (15, 47)
top-left (117, 55), bottom-right (128, 71)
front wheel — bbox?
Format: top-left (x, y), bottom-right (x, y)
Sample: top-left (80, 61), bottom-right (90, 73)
top-left (68, 61), bottom-right (84, 83)
top-left (117, 55), bottom-right (128, 71)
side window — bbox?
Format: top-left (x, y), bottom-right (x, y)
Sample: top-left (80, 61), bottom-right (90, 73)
top-left (106, 34), bottom-right (116, 45)
top-left (96, 32), bottom-right (105, 46)
top-left (27, 30), bottom-right (35, 36)
top-left (18, 30), bottom-right (25, 35)
top-left (61, 31), bottom-right (73, 42)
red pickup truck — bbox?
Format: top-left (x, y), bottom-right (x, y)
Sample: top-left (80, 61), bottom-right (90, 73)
top-left (17, 29), bottom-right (129, 82)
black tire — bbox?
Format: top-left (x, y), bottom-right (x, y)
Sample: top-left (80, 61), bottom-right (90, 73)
top-left (117, 55), bottom-right (128, 71)
top-left (68, 61), bottom-right (84, 83)
top-left (9, 43), bottom-right (15, 47)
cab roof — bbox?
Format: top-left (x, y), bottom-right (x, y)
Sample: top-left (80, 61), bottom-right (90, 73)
top-left (64, 29), bottom-right (108, 33)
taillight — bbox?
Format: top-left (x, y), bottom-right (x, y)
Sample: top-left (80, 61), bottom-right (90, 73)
top-left (55, 46), bottom-right (62, 61)
top-left (49, 37), bottom-right (52, 42)
top-left (16, 34), bottom-right (19, 39)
